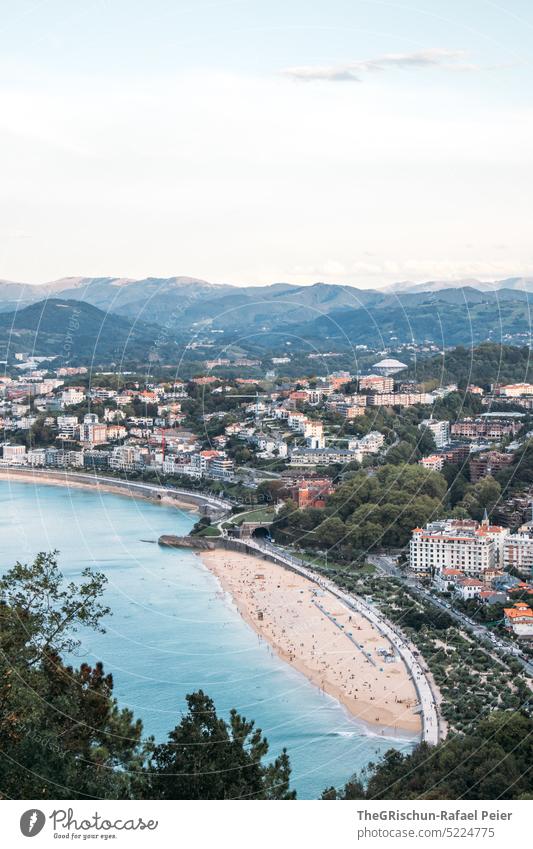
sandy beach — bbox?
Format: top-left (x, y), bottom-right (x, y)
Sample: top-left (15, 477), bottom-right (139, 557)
top-left (200, 549), bottom-right (422, 736)
top-left (0, 469), bottom-right (201, 514)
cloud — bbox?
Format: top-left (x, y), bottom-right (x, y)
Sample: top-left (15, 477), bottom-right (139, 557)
top-left (282, 48), bottom-right (477, 82)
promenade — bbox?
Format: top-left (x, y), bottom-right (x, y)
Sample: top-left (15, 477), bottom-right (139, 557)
top-left (0, 466), bottom-right (232, 516)
top-left (243, 538), bottom-right (441, 745)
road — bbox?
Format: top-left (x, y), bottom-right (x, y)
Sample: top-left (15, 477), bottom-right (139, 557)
top-left (244, 538), bottom-right (441, 745)
top-left (0, 466), bottom-right (233, 515)
top-left (368, 553), bottom-right (533, 678)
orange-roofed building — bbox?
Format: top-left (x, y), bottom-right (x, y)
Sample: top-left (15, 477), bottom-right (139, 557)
top-left (503, 602), bottom-right (533, 637)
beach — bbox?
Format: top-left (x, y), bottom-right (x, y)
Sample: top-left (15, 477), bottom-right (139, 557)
top-left (0, 468), bottom-right (203, 514)
top-left (200, 548), bottom-right (422, 736)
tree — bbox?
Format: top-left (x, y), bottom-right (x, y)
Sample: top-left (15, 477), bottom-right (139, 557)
top-left (147, 690), bottom-right (295, 799)
top-left (0, 552), bottom-right (144, 799)
top-left (0, 552), bottom-right (296, 801)
top-left (324, 711), bottom-right (533, 800)
top-left (0, 551), bottom-right (110, 663)
top-left (459, 476), bottom-right (501, 521)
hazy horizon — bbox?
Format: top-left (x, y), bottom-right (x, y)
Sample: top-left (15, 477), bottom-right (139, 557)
top-left (1, 1), bottom-right (532, 286)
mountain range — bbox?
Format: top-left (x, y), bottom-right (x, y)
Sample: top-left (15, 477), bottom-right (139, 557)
top-left (0, 275), bottom-right (532, 362)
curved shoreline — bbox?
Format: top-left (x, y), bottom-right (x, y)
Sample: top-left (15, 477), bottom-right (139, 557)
top-left (199, 548), bottom-right (423, 738)
top-left (0, 471), bottom-right (439, 743)
top-left (0, 467), bottom-right (230, 516)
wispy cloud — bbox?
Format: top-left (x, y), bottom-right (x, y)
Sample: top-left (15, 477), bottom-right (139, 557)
top-left (282, 48), bottom-right (479, 82)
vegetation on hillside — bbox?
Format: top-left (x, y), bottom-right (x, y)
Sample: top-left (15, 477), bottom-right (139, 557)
top-left (0, 553), bottom-right (294, 800)
top-left (323, 711), bottom-right (533, 800)
top-left (408, 343), bottom-right (531, 389)
top-left (273, 464), bottom-right (448, 558)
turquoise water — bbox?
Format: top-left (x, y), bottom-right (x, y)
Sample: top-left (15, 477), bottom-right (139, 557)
top-left (0, 480), bottom-right (415, 798)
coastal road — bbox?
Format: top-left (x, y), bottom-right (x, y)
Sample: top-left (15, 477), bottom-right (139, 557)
top-left (245, 539), bottom-right (441, 745)
top-left (368, 553), bottom-right (533, 678)
top-left (0, 466), bottom-right (233, 516)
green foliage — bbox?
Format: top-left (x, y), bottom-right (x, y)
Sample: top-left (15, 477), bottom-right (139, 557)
top-left (458, 476), bottom-right (501, 521)
top-left (0, 552), bottom-right (295, 800)
top-left (274, 464), bottom-right (447, 556)
top-left (147, 691), bottom-right (295, 800)
top-left (325, 711), bottom-right (533, 800)
top-left (409, 343), bottom-right (531, 390)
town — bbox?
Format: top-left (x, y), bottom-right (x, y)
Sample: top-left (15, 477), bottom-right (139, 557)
top-left (2, 347), bottom-right (533, 660)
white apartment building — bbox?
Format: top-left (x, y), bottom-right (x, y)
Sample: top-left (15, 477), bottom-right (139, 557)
top-left (368, 392), bottom-right (434, 407)
top-left (503, 534), bottom-right (533, 577)
top-left (419, 419), bottom-right (450, 448)
top-left (109, 446), bottom-right (144, 472)
top-left (409, 520), bottom-right (496, 577)
top-left (497, 383), bottom-right (533, 397)
top-left (61, 387), bottom-right (85, 406)
top-left (57, 415), bottom-right (79, 437)
top-left (348, 431), bottom-right (385, 454)
top-left (1, 444), bottom-right (26, 464)
top-left (208, 455), bottom-right (235, 481)
top-left (287, 411), bottom-right (307, 431)
top-left (27, 448), bottom-right (46, 466)
top-left (419, 454), bottom-right (445, 471)
top-left (289, 447), bottom-right (360, 467)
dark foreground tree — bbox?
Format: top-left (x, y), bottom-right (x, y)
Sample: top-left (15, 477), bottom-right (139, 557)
top-left (147, 690), bottom-right (295, 799)
top-left (0, 552), bottom-right (144, 799)
top-left (322, 711), bottom-right (533, 800)
top-left (0, 552), bottom-right (295, 800)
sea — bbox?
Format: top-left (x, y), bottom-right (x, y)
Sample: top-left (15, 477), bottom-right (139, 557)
top-left (0, 479), bottom-right (416, 799)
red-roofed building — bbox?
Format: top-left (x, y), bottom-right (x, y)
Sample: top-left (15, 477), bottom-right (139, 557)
top-left (503, 602), bottom-right (533, 637)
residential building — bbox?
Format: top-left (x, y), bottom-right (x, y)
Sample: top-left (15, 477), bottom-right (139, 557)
top-left (358, 375), bottom-right (394, 393)
top-left (208, 454), bottom-right (235, 481)
top-left (27, 448), bottom-right (46, 466)
top-left (83, 450), bottom-right (109, 470)
top-left (289, 447), bottom-right (360, 467)
top-left (419, 419), bottom-right (450, 448)
top-left (450, 417), bottom-right (522, 440)
top-left (419, 454), bottom-right (445, 471)
top-left (469, 451), bottom-right (513, 483)
top-left (348, 431), bottom-right (385, 454)
top-left (1, 444), bottom-right (26, 464)
top-left (61, 387), bottom-right (85, 406)
top-left (503, 602), bottom-right (533, 637)
top-left (409, 519), bottom-right (496, 577)
top-left (79, 413), bottom-right (107, 446)
top-left (367, 391), bottom-right (434, 407)
top-left (496, 383), bottom-right (533, 397)
top-left (456, 577), bottom-right (484, 600)
top-left (504, 534), bottom-right (533, 577)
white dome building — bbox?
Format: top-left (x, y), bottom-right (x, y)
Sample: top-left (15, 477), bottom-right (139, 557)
top-left (373, 357), bottom-right (408, 376)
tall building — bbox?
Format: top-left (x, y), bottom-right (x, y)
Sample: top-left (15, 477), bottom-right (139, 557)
top-left (419, 419), bottom-right (450, 448)
top-left (79, 413), bottom-right (107, 445)
top-left (409, 518), bottom-right (500, 577)
top-left (503, 534), bottom-right (533, 577)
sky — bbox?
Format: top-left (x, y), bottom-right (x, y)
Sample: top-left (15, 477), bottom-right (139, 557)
top-left (0, 0), bottom-right (532, 288)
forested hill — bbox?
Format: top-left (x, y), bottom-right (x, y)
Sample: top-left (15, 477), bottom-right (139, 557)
top-left (0, 299), bottom-right (166, 363)
top-left (408, 343), bottom-right (532, 388)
